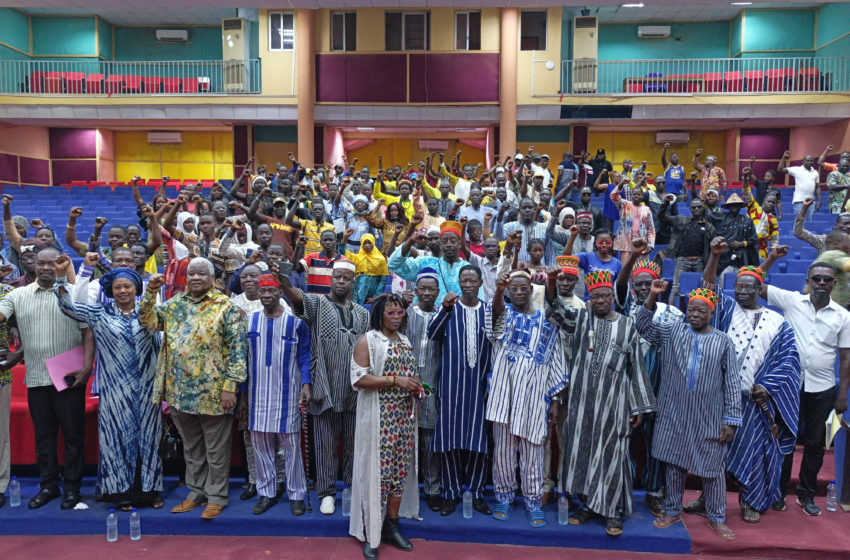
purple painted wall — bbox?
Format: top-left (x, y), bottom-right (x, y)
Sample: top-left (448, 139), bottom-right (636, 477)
top-left (52, 160), bottom-right (96, 185)
top-left (49, 128), bottom-right (97, 159)
top-left (0, 154), bottom-right (16, 183)
top-left (739, 128), bottom-right (790, 160)
top-left (316, 54), bottom-right (407, 103)
top-left (233, 125), bottom-right (249, 179)
top-left (408, 54), bottom-right (499, 103)
top-left (19, 156), bottom-right (50, 185)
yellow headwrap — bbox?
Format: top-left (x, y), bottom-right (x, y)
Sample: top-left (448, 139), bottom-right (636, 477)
top-left (347, 233), bottom-right (388, 276)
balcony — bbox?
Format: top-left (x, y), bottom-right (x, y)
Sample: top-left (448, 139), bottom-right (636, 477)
top-left (561, 56), bottom-right (850, 95)
top-left (0, 59), bottom-right (262, 96)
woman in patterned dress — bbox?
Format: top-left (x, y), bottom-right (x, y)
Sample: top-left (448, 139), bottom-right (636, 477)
top-left (349, 294), bottom-right (422, 559)
top-left (611, 183), bottom-right (656, 257)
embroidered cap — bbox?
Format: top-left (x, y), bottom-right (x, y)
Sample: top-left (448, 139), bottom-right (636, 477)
top-left (416, 266), bottom-right (439, 286)
top-left (737, 266), bottom-right (765, 283)
top-left (632, 260), bottom-right (660, 280)
top-left (333, 258), bottom-right (357, 273)
top-left (440, 220), bottom-right (463, 237)
top-left (509, 269), bottom-right (532, 281)
top-left (257, 274), bottom-right (281, 288)
top-left (689, 287), bottom-right (718, 310)
top-left (585, 270), bottom-right (613, 292)
top-left (555, 255), bottom-right (580, 277)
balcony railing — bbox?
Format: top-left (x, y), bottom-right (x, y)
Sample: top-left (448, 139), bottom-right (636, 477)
top-left (560, 56), bottom-right (849, 95)
top-left (0, 59), bottom-right (262, 96)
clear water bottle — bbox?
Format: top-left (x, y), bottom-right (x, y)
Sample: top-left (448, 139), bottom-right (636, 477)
top-left (129, 508), bottom-right (141, 540)
top-left (106, 509), bottom-right (118, 542)
top-left (341, 484), bottom-right (351, 517)
top-left (826, 480), bottom-right (838, 512)
top-left (558, 492), bottom-right (570, 525)
top-left (462, 486), bottom-right (473, 519)
top-left (8, 476), bottom-right (20, 507)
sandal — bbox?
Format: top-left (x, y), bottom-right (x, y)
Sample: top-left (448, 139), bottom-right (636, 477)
top-left (152, 494), bottom-right (165, 509)
top-left (568, 507), bottom-right (594, 526)
top-left (740, 501), bottom-right (760, 523)
top-left (683, 495), bottom-right (706, 516)
top-left (119, 502), bottom-right (134, 512)
top-left (492, 503), bottom-right (512, 521)
top-left (708, 520), bottom-right (736, 540)
top-left (528, 508), bottom-right (546, 528)
top-left (653, 514), bottom-right (682, 529)
top-left (605, 516), bottom-right (623, 537)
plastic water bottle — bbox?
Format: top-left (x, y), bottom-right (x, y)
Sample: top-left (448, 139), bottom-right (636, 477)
top-left (462, 486), bottom-right (473, 519)
top-left (558, 492), bottom-right (570, 525)
top-left (8, 476), bottom-right (20, 507)
top-left (826, 480), bottom-right (838, 512)
top-left (341, 484), bottom-right (351, 517)
top-left (129, 508), bottom-right (141, 540)
top-left (106, 509), bottom-right (118, 542)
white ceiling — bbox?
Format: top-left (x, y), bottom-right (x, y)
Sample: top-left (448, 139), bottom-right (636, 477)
top-left (8, 1), bottom-right (834, 25)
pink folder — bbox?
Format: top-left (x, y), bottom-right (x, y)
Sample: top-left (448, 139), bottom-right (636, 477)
top-left (45, 345), bottom-right (85, 392)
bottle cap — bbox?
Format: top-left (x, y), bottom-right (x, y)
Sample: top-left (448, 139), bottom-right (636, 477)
top-left (109, 508), bottom-right (115, 513)
top-left (11, 475), bottom-right (16, 479)
top-left (132, 507), bottom-right (137, 512)
top-left (831, 479), bottom-right (836, 484)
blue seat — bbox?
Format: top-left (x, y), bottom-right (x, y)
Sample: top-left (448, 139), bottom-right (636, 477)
top-left (795, 247), bottom-right (818, 261)
top-left (678, 272), bottom-right (701, 295)
top-left (771, 273), bottom-right (806, 292)
top-left (785, 260), bottom-right (811, 274)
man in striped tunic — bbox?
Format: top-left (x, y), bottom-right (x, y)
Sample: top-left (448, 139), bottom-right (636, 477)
top-left (486, 270), bottom-right (566, 528)
top-left (245, 274), bottom-right (312, 516)
top-left (636, 283), bottom-right (742, 541)
top-left (549, 270), bottom-right (655, 537)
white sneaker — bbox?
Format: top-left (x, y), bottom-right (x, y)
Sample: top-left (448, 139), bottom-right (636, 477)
top-left (320, 495), bottom-right (336, 515)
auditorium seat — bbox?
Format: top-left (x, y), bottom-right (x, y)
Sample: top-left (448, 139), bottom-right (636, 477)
top-left (86, 74), bottom-right (104, 94)
top-left (105, 75), bottom-right (125, 94)
top-left (784, 259), bottom-right (811, 274)
top-left (798, 67), bottom-right (820, 92)
top-left (142, 76), bottom-right (163, 93)
top-left (744, 70), bottom-right (763, 92)
top-left (723, 71), bottom-right (743, 93)
top-left (702, 72), bottom-right (723, 93)
top-left (123, 75), bottom-right (143, 93)
top-left (66, 72), bottom-right (86, 94)
top-left (162, 77), bottom-right (182, 93)
top-left (765, 68), bottom-right (792, 92)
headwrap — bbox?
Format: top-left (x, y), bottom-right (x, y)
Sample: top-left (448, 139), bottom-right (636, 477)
top-left (11, 216), bottom-right (28, 236)
top-left (99, 267), bottom-right (143, 299)
top-left (689, 287), bottom-right (718, 310)
top-left (352, 195), bottom-right (369, 215)
top-left (585, 270), bottom-right (613, 292)
top-left (576, 210), bottom-right (593, 222)
top-left (251, 176), bottom-right (268, 191)
top-left (416, 266), bottom-right (439, 286)
top-left (737, 266), bottom-right (765, 283)
top-left (333, 258), bottom-right (357, 274)
top-left (257, 273), bottom-right (281, 288)
top-left (509, 269), bottom-right (532, 281)
top-left (19, 238), bottom-right (45, 255)
top-left (559, 206), bottom-right (575, 223)
top-left (632, 260), bottom-right (660, 280)
top-left (440, 220), bottom-right (463, 238)
top-left (176, 212), bottom-right (197, 235)
top-left (555, 255), bottom-right (579, 277)
top-left (348, 233), bottom-right (388, 276)
top-left (426, 225), bottom-right (441, 236)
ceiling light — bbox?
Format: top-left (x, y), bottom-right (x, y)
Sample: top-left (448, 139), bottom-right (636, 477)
top-left (356, 127), bottom-right (375, 131)
top-left (622, 3), bottom-right (645, 7)
top-left (731, 2), bottom-right (753, 4)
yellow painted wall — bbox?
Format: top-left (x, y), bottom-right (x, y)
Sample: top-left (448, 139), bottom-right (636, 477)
top-left (586, 130), bottom-right (727, 180)
top-left (516, 7), bottom-right (563, 104)
top-left (114, 130), bottom-right (233, 182)
top-left (348, 138), bottom-right (485, 173)
top-left (254, 141), bottom-right (299, 170)
top-left (258, 8), bottom-right (297, 98)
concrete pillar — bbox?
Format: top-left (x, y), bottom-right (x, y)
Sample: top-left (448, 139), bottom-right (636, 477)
top-left (296, 8), bottom-right (315, 166)
top-left (499, 8), bottom-right (518, 160)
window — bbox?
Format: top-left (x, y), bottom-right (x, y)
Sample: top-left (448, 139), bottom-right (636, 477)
top-left (385, 12), bottom-right (430, 51)
top-left (520, 10), bottom-right (547, 51)
top-left (331, 11), bottom-right (356, 51)
top-left (269, 11), bottom-right (294, 51)
top-left (455, 11), bottom-right (481, 51)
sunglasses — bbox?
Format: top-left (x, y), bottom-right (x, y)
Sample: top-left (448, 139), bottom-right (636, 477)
top-left (809, 275), bottom-right (835, 284)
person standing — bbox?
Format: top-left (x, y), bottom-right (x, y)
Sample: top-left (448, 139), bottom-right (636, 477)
top-left (661, 143), bottom-right (686, 201)
top-left (0, 281), bottom-right (12, 508)
top-left (777, 150), bottom-right (821, 221)
top-left (140, 259), bottom-right (247, 519)
top-left (707, 193), bottom-right (759, 281)
top-left (280, 259), bottom-right (369, 515)
top-left (427, 265), bottom-right (493, 516)
top-left (350, 294), bottom-right (422, 559)
top-left (636, 282), bottom-right (741, 540)
top-left (659, 195), bottom-right (715, 305)
top-left (0, 249), bottom-right (93, 510)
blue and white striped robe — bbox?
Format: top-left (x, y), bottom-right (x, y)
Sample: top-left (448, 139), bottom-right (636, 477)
top-left (246, 310), bottom-right (312, 434)
top-left (712, 293), bottom-right (801, 512)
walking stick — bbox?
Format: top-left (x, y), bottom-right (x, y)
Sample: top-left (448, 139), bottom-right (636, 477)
top-left (301, 406), bottom-right (312, 513)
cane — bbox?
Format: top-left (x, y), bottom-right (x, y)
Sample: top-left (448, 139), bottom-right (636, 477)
top-left (301, 406), bottom-right (313, 513)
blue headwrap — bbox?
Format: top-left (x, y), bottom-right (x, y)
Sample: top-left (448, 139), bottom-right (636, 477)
top-left (99, 267), bottom-right (143, 299)
top-left (416, 266), bottom-right (439, 286)
top-left (353, 195), bottom-right (369, 215)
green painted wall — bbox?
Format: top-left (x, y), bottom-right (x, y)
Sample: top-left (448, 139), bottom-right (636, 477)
top-left (517, 126), bottom-right (570, 143)
top-left (0, 45), bottom-right (29, 60)
top-left (598, 22), bottom-right (729, 60)
top-left (31, 16), bottom-right (97, 57)
top-left (114, 26), bottom-right (222, 61)
top-left (741, 9), bottom-right (815, 53)
top-left (98, 18), bottom-right (113, 60)
top-left (0, 8), bottom-right (31, 55)
top-left (255, 126), bottom-right (298, 143)
top-left (816, 3), bottom-right (850, 58)
top-left (730, 13), bottom-right (742, 57)
top-left (818, 35), bottom-right (850, 58)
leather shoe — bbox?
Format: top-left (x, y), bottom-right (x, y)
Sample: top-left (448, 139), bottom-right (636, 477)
top-left (61, 490), bottom-right (81, 510)
top-left (171, 498), bottom-right (206, 513)
top-left (240, 483), bottom-right (257, 500)
top-left (440, 497), bottom-right (457, 516)
top-left (28, 487), bottom-right (60, 510)
top-left (290, 499), bottom-right (306, 516)
top-left (0, 493), bottom-right (6, 508)
top-left (381, 517), bottom-right (413, 551)
top-left (362, 542), bottom-right (378, 559)
top-left (541, 490), bottom-right (554, 508)
top-left (426, 494), bottom-right (441, 512)
top-left (200, 503), bottom-right (224, 519)
top-left (252, 496), bottom-right (278, 515)
top-left (472, 497), bottom-right (491, 515)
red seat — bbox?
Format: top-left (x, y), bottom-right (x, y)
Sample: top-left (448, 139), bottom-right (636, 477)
top-left (142, 76), bottom-right (163, 93)
top-left (69, 180), bottom-right (89, 187)
top-left (201, 180), bottom-right (216, 189)
top-left (798, 67), bottom-right (820, 92)
top-left (182, 179), bottom-right (198, 186)
top-left (104, 75), bottom-right (124, 94)
top-left (723, 71), bottom-right (743, 93)
top-left (680, 74), bottom-right (702, 93)
top-left (146, 179), bottom-right (164, 188)
top-left (765, 68), bottom-right (792, 91)
top-left (86, 73), bottom-right (104, 94)
top-left (90, 181), bottom-right (107, 187)
top-left (65, 72), bottom-right (85, 94)
top-left (166, 180), bottom-right (181, 188)
top-left (29, 71), bottom-right (64, 93)
top-left (744, 70), bottom-right (763, 92)
top-left (703, 72), bottom-right (722, 92)
top-left (182, 78), bottom-right (199, 93)
top-left (122, 75), bottom-right (142, 93)
top-left (625, 80), bottom-right (642, 93)
top-left (162, 77), bottom-right (181, 93)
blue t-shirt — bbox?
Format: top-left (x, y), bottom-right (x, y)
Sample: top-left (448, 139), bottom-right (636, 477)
top-left (578, 252), bottom-right (623, 278)
top-left (664, 164), bottom-right (685, 195)
top-left (603, 183), bottom-right (621, 221)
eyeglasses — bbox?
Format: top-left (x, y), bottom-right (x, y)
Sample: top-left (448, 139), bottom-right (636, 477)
top-left (734, 284), bottom-right (759, 293)
top-left (589, 293), bottom-right (613, 301)
top-left (809, 276), bottom-right (835, 284)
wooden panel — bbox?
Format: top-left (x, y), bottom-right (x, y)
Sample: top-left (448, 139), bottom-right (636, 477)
top-left (408, 53), bottom-right (499, 103)
top-left (316, 54), bottom-right (407, 103)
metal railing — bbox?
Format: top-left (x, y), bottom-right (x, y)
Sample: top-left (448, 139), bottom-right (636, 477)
top-left (560, 56), bottom-right (850, 96)
top-left (0, 59), bottom-right (262, 95)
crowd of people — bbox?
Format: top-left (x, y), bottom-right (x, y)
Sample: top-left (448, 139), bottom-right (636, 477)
top-left (0, 143), bottom-right (848, 559)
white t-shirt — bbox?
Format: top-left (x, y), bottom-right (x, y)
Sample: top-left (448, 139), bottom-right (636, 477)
top-left (767, 286), bottom-right (850, 392)
top-left (787, 165), bottom-right (820, 203)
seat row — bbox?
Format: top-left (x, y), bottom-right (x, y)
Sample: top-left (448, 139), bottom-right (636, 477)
top-left (625, 68), bottom-right (828, 93)
top-left (28, 72), bottom-right (210, 95)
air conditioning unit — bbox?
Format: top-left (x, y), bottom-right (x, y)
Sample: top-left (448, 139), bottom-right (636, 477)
top-left (655, 132), bottom-right (690, 144)
top-left (147, 131), bottom-right (183, 144)
top-left (222, 18), bottom-right (250, 60)
top-left (572, 16), bottom-right (598, 93)
top-left (155, 29), bottom-right (188, 43)
top-left (638, 26), bottom-right (671, 39)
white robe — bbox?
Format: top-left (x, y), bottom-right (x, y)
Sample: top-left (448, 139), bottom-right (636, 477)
top-left (349, 329), bottom-right (420, 549)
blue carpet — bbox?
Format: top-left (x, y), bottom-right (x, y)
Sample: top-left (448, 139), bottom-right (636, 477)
top-left (0, 478), bottom-right (691, 554)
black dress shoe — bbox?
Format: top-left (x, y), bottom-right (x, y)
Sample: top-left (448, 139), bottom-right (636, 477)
top-left (426, 494), bottom-right (441, 512)
top-left (252, 496), bottom-right (278, 515)
top-left (472, 497), bottom-right (491, 515)
top-left (440, 497), bottom-right (457, 516)
top-left (61, 490), bottom-right (81, 510)
top-left (240, 483), bottom-right (257, 500)
top-left (381, 517), bottom-right (413, 551)
top-left (29, 488), bottom-right (60, 510)
top-left (362, 541), bottom-right (378, 559)
top-left (276, 482), bottom-right (286, 499)
top-left (290, 499), bottom-right (306, 516)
